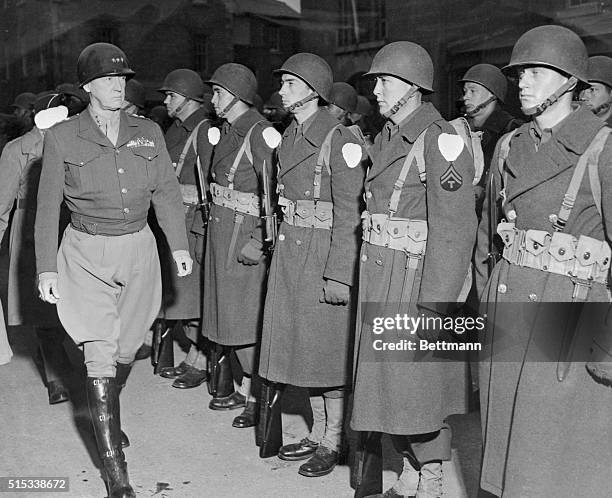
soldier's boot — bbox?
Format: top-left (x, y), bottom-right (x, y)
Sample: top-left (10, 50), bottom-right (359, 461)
top-left (257, 380), bottom-right (283, 458)
top-left (208, 346), bottom-right (235, 407)
top-left (153, 320), bottom-right (175, 375)
top-left (298, 394), bottom-right (343, 477)
top-left (416, 461), bottom-right (443, 498)
top-left (86, 378), bottom-right (135, 498)
top-left (232, 375), bottom-right (257, 428)
top-left (115, 363), bottom-right (132, 449)
top-left (352, 432), bottom-right (383, 498)
top-left (36, 327), bottom-right (71, 405)
top-left (279, 393), bottom-right (324, 461)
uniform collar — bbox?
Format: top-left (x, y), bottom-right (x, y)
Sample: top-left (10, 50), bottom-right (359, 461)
top-left (285, 107), bottom-right (339, 147)
top-left (179, 106), bottom-right (211, 132)
top-left (226, 107), bottom-right (264, 137)
top-left (20, 127), bottom-right (43, 155)
top-left (397, 102), bottom-right (443, 143)
top-left (78, 108), bottom-right (140, 148)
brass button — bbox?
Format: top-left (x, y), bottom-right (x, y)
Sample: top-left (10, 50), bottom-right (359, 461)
top-left (558, 248), bottom-right (565, 256)
top-left (415, 232), bottom-right (420, 238)
top-left (365, 191), bottom-right (372, 198)
top-left (118, 168), bottom-right (125, 174)
top-left (583, 252), bottom-right (591, 260)
top-left (549, 214), bottom-right (558, 223)
top-left (295, 240), bottom-right (302, 246)
top-left (123, 207), bottom-right (130, 214)
top-left (278, 234), bottom-right (285, 241)
top-left (214, 217), bottom-right (220, 222)
top-left (375, 259), bottom-right (383, 266)
top-left (498, 283), bottom-right (507, 293)
top-left (115, 150), bottom-right (119, 155)
top-left (304, 190), bottom-right (310, 196)
top-left (529, 293), bottom-right (537, 301)
top-left (79, 161), bottom-right (84, 165)
top-left (361, 254), bottom-right (368, 262)
top-left (507, 210), bottom-right (517, 221)
top-left (393, 228), bottom-right (399, 234)
top-left (121, 188), bottom-right (128, 194)
top-left (533, 242), bottom-right (539, 249)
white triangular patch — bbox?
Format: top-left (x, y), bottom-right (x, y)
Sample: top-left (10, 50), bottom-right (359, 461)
top-left (208, 127), bottom-right (220, 145)
top-left (438, 133), bottom-right (464, 162)
top-left (342, 143), bottom-right (362, 168)
top-left (34, 106), bottom-right (68, 130)
top-left (262, 126), bottom-right (282, 148)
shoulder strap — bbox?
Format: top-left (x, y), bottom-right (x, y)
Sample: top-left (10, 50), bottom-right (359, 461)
top-left (227, 120), bottom-right (262, 190)
top-left (496, 129), bottom-right (517, 209)
top-left (314, 124), bottom-right (341, 201)
top-left (388, 129), bottom-right (426, 215)
top-left (587, 126), bottom-right (611, 217)
top-left (175, 118), bottom-right (209, 179)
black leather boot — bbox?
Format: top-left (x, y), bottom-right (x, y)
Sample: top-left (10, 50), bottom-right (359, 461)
top-left (257, 380), bottom-right (283, 458)
top-left (208, 345), bottom-right (234, 399)
top-left (352, 432), bottom-right (383, 498)
top-left (152, 320), bottom-right (174, 374)
top-left (115, 363), bottom-right (132, 449)
top-left (86, 377), bottom-right (135, 498)
top-left (36, 327), bottom-right (71, 405)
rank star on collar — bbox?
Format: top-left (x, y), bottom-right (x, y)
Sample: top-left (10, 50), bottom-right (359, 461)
top-left (127, 137), bottom-right (155, 148)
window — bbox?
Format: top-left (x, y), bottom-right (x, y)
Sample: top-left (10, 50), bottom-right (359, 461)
top-left (97, 25), bottom-right (117, 45)
top-left (193, 34), bottom-right (208, 74)
top-left (338, 0), bottom-right (386, 48)
top-left (264, 25), bottom-right (281, 53)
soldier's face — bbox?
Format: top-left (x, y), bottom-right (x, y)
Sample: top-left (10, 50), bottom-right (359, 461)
top-left (580, 82), bottom-right (612, 112)
top-left (211, 85), bottom-right (236, 115)
top-left (278, 75), bottom-right (313, 108)
top-left (373, 75), bottom-right (411, 114)
top-left (462, 82), bottom-right (493, 111)
top-left (84, 76), bottom-right (126, 111)
top-left (163, 91), bottom-right (187, 118)
top-left (517, 66), bottom-right (568, 109)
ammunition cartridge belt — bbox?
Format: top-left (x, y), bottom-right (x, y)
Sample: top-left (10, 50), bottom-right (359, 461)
top-left (278, 196), bottom-right (333, 230)
top-left (210, 182), bottom-right (260, 217)
top-left (498, 222), bottom-right (611, 285)
top-left (362, 211), bottom-right (428, 255)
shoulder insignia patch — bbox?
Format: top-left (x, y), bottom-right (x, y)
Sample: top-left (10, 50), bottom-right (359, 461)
top-left (438, 133), bottom-right (464, 162)
top-left (262, 126), bottom-right (282, 148)
top-left (342, 142), bottom-right (362, 168)
top-left (440, 164), bottom-right (463, 191)
top-left (208, 126), bottom-right (220, 145)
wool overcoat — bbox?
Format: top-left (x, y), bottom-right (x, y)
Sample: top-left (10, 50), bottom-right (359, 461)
top-left (475, 106), bottom-right (612, 497)
top-left (258, 108), bottom-right (365, 387)
top-left (350, 103), bottom-right (477, 435)
top-left (200, 108), bottom-right (274, 346)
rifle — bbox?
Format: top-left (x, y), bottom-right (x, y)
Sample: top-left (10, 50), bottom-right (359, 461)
top-left (261, 159), bottom-right (277, 249)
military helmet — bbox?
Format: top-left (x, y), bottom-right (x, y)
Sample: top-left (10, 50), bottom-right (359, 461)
top-left (459, 63), bottom-right (507, 103)
top-left (206, 63), bottom-right (257, 105)
top-left (365, 41), bottom-right (434, 93)
top-left (77, 43), bottom-right (135, 87)
top-left (265, 91), bottom-right (284, 110)
top-left (159, 69), bottom-right (205, 102)
top-left (587, 55), bottom-right (612, 89)
top-left (274, 53), bottom-right (333, 102)
top-left (355, 95), bottom-right (372, 116)
top-left (329, 82), bottom-right (358, 113)
top-left (10, 92), bottom-right (37, 110)
top-left (503, 25), bottom-right (588, 83)
top-left (125, 79), bottom-right (146, 108)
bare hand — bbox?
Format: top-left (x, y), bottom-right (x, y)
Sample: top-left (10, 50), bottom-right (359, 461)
top-left (319, 279), bottom-right (350, 305)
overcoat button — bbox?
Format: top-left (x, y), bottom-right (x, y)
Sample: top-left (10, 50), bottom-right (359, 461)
top-left (121, 188), bottom-right (128, 194)
top-left (507, 210), bottom-right (517, 221)
top-left (549, 214), bottom-right (558, 223)
top-left (214, 217), bottom-right (220, 222)
top-left (118, 168), bottom-right (125, 174)
top-left (558, 248), bottom-right (566, 256)
top-left (123, 208), bottom-right (130, 214)
top-left (278, 234), bottom-right (285, 241)
top-left (361, 254), bottom-right (368, 262)
top-left (393, 228), bottom-right (399, 234)
top-left (375, 259), bottom-right (383, 266)
top-left (498, 283), bottom-right (507, 293)
top-left (529, 293), bottom-right (537, 301)
top-left (365, 191), bottom-right (372, 198)
top-left (583, 252), bottom-right (591, 260)
top-left (295, 240), bottom-right (302, 246)
top-left (304, 190), bottom-right (310, 196)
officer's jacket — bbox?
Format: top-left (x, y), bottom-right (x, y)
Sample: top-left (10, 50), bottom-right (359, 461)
top-left (165, 107), bottom-right (212, 185)
top-left (365, 102), bottom-right (477, 303)
top-left (278, 107), bottom-right (364, 286)
top-left (35, 109), bottom-right (188, 274)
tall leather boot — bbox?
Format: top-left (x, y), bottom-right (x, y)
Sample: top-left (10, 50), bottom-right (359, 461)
top-left (208, 345), bottom-right (233, 399)
top-left (36, 327), bottom-right (71, 405)
top-left (115, 363), bottom-right (132, 449)
top-left (257, 380), bottom-right (283, 458)
top-left (352, 432), bottom-right (383, 498)
top-left (86, 377), bottom-right (135, 498)
top-left (152, 320), bottom-right (174, 374)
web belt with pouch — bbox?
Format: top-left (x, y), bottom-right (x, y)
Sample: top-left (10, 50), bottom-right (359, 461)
top-left (278, 196), bottom-right (333, 230)
top-left (210, 182), bottom-right (260, 217)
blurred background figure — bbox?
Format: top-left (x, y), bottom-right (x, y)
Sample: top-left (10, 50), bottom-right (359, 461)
top-left (54, 83), bottom-right (89, 117)
top-left (580, 55), bottom-right (612, 126)
top-left (9, 92), bottom-right (36, 136)
top-left (327, 81), bottom-right (358, 127)
top-left (148, 104), bottom-right (172, 132)
top-left (122, 78), bottom-right (146, 116)
top-left (262, 91), bottom-right (291, 133)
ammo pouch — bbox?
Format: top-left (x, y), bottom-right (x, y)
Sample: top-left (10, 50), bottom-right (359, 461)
top-left (210, 182), bottom-right (260, 217)
top-left (180, 184), bottom-right (200, 206)
top-left (362, 211), bottom-right (428, 256)
top-left (278, 196), bottom-right (333, 230)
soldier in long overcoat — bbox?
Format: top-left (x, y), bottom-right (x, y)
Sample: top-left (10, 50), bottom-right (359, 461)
top-left (350, 42), bottom-right (476, 498)
top-left (198, 63), bottom-right (276, 428)
top-left (155, 69), bottom-right (214, 388)
top-left (0, 94), bottom-right (72, 403)
top-left (475, 26), bottom-right (612, 497)
top-left (258, 53), bottom-right (365, 477)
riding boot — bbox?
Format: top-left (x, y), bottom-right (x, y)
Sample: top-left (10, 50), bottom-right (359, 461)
top-left (257, 380), bottom-right (283, 458)
top-left (36, 327), bottom-right (71, 404)
top-left (352, 432), bottom-right (383, 498)
top-left (152, 319), bottom-right (174, 374)
top-left (208, 344), bottom-right (233, 398)
top-left (115, 363), bottom-right (132, 448)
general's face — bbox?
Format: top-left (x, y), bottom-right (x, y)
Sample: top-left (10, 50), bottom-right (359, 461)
top-left (580, 82), bottom-right (612, 111)
top-left (517, 66), bottom-right (568, 110)
top-left (85, 75), bottom-right (126, 111)
top-left (210, 85), bottom-right (235, 115)
top-left (278, 74), bottom-right (312, 109)
top-left (462, 81), bottom-right (493, 111)
top-left (163, 91), bottom-right (187, 118)
top-left (372, 75), bottom-right (411, 115)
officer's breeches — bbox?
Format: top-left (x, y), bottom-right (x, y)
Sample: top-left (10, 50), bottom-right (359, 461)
top-left (56, 224), bottom-right (162, 377)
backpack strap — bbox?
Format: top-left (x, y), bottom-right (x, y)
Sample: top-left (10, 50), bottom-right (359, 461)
top-left (227, 121), bottom-right (262, 190)
top-left (553, 126), bottom-right (610, 231)
top-left (388, 129), bottom-right (426, 215)
top-left (175, 118), bottom-right (209, 179)
top-left (314, 124), bottom-right (340, 201)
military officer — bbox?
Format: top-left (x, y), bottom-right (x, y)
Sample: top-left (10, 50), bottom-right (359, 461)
top-left (35, 43), bottom-right (191, 498)
top-left (580, 55), bottom-right (612, 125)
top-left (198, 63), bottom-right (276, 428)
top-left (155, 69), bottom-right (214, 388)
top-left (0, 93), bottom-right (72, 404)
top-left (258, 53), bottom-right (365, 477)
top-left (350, 42), bottom-right (476, 498)
top-left (475, 26), bottom-right (612, 497)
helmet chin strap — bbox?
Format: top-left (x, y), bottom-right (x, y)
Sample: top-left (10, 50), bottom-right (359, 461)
top-left (382, 87), bottom-right (418, 119)
top-left (521, 76), bottom-right (578, 117)
top-left (169, 95), bottom-right (189, 119)
top-left (285, 91), bottom-right (319, 113)
top-left (217, 95), bottom-right (240, 119)
top-left (463, 96), bottom-right (497, 118)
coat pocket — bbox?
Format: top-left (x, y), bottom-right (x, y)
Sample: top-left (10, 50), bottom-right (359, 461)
top-left (64, 151), bottom-right (101, 192)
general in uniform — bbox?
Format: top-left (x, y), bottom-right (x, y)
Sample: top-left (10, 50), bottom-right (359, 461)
top-left (350, 42), bottom-right (476, 497)
top-left (258, 53), bottom-right (365, 477)
top-left (475, 26), bottom-right (612, 497)
top-left (35, 43), bottom-right (191, 498)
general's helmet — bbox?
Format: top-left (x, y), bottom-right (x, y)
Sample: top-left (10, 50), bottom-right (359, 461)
top-left (206, 63), bottom-right (257, 105)
top-left (274, 53), bottom-right (333, 102)
top-left (365, 41), bottom-right (434, 93)
top-left (159, 69), bottom-right (205, 102)
top-left (77, 43), bottom-right (135, 87)
top-left (459, 64), bottom-right (507, 103)
top-left (125, 79), bottom-right (146, 108)
top-left (587, 55), bottom-right (612, 89)
top-left (502, 25), bottom-right (588, 83)
top-left (329, 82), bottom-right (358, 113)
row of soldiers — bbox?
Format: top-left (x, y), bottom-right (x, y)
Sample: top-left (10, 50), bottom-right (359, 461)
top-left (1, 22), bottom-right (611, 498)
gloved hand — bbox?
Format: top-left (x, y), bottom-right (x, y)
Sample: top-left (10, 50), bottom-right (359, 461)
top-left (319, 279), bottom-right (350, 305)
top-left (237, 239), bottom-right (264, 265)
top-left (38, 272), bottom-right (60, 304)
top-left (172, 249), bottom-right (193, 277)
